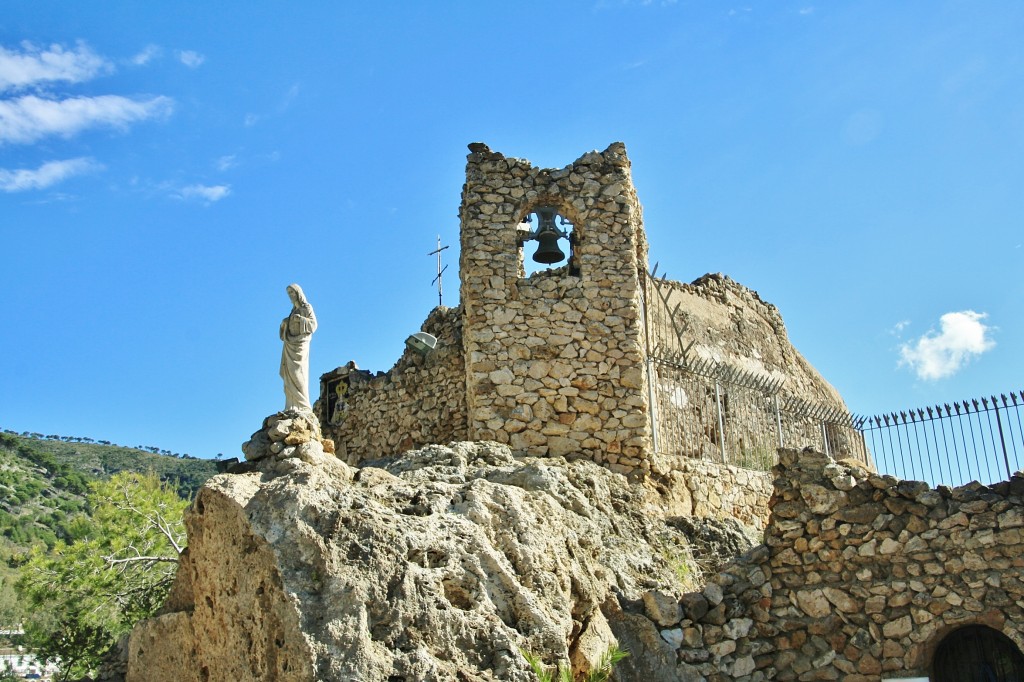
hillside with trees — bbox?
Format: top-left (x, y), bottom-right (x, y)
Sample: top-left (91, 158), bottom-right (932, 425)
top-left (0, 431), bottom-right (218, 677)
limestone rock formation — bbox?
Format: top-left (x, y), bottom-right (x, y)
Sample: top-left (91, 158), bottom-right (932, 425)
top-left (666, 516), bottom-right (760, 578)
top-left (127, 440), bottom-right (695, 681)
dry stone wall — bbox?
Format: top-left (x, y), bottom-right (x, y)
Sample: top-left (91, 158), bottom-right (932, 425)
top-left (648, 274), bottom-right (844, 408)
top-left (315, 143), bottom-right (856, 483)
top-left (655, 459), bottom-right (773, 531)
top-left (318, 306), bottom-right (467, 465)
top-left (620, 448), bottom-right (1024, 681)
top-left (459, 142), bottom-right (653, 476)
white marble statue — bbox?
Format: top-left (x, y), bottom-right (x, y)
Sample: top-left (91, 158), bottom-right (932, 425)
top-left (279, 283), bottom-right (317, 412)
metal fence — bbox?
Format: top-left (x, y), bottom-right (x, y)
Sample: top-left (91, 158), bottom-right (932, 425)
top-left (640, 265), bottom-right (1024, 485)
top-left (649, 354), bottom-right (869, 471)
top-left (857, 392), bottom-right (1024, 487)
top-left (642, 264), bottom-right (868, 472)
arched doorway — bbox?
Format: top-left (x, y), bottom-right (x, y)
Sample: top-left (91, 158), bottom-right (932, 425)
top-left (932, 625), bottom-right (1024, 681)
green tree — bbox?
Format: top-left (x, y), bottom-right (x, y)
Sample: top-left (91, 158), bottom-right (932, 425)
top-left (16, 472), bottom-right (187, 681)
top-left (0, 575), bottom-right (24, 636)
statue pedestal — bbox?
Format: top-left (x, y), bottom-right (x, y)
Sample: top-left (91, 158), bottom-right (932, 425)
top-left (242, 409), bottom-right (335, 463)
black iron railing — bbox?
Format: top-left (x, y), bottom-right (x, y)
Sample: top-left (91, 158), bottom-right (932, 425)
top-left (857, 392), bottom-right (1024, 487)
top-left (649, 354), bottom-right (869, 471)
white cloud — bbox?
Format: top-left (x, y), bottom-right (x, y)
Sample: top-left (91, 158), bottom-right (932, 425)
top-left (215, 154), bottom-right (237, 171)
top-left (130, 44), bottom-right (162, 66)
top-left (899, 311), bottom-right (995, 380)
top-left (0, 157), bottom-right (101, 192)
top-left (176, 50), bottom-right (205, 68)
top-left (179, 184), bottom-right (230, 203)
top-left (279, 83), bottom-right (300, 111)
top-left (0, 41), bottom-right (111, 92)
top-left (0, 94), bottom-right (174, 145)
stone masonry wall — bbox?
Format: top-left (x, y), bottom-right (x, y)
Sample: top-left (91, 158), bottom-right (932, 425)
top-left (649, 274), bottom-right (845, 407)
top-left (618, 448), bottom-right (1024, 681)
top-left (459, 142), bottom-right (653, 476)
top-left (318, 306), bottom-right (467, 465)
top-left (655, 459), bottom-right (773, 531)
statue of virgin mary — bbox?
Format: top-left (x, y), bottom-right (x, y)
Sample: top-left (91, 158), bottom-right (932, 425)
top-left (279, 283), bottom-right (317, 412)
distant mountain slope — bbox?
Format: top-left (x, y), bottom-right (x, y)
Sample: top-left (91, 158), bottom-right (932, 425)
top-left (1, 432), bottom-right (219, 634)
top-left (6, 434), bottom-right (218, 498)
top-left (0, 432), bottom-right (216, 555)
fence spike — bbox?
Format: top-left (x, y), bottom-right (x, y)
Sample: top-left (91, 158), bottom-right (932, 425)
top-left (982, 397), bottom-right (990, 409)
top-left (1013, 393), bottom-right (1020, 406)
top-left (925, 406), bottom-right (933, 419)
top-left (1001, 393), bottom-right (1009, 407)
top-left (943, 404), bottom-right (952, 417)
top-left (971, 399), bottom-right (979, 411)
top-left (650, 262), bottom-right (659, 279)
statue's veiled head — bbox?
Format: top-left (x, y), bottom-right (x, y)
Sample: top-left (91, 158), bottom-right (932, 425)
top-left (286, 283), bottom-right (308, 307)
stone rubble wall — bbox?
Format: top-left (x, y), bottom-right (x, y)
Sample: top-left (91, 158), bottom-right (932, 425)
top-left (629, 448), bottom-right (1024, 681)
top-left (318, 306), bottom-right (467, 465)
top-left (315, 143), bottom-right (856, 486)
top-left (653, 458), bottom-right (773, 531)
top-left (647, 274), bottom-right (844, 408)
top-left (459, 142), bottom-right (653, 476)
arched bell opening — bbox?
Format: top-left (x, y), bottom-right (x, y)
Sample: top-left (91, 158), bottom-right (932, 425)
top-left (515, 202), bottom-right (582, 278)
top-left (931, 624), bottom-right (1024, 682)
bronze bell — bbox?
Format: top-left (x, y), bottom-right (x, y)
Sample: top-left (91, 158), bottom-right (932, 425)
top-left (531, 207), bottom-right (566, 264)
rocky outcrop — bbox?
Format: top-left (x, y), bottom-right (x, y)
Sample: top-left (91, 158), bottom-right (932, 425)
top-left (127, 421), bottom-right (1024, 681)
top-left (127, 436), bottom-right (699, 681)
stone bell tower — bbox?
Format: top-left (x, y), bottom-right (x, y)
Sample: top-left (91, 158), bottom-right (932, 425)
top-left (458, 142), bottom-right (653, 475)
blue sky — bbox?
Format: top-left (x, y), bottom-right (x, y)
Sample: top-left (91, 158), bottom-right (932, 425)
top-left (1, 1), bottom-right (1021, 459)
